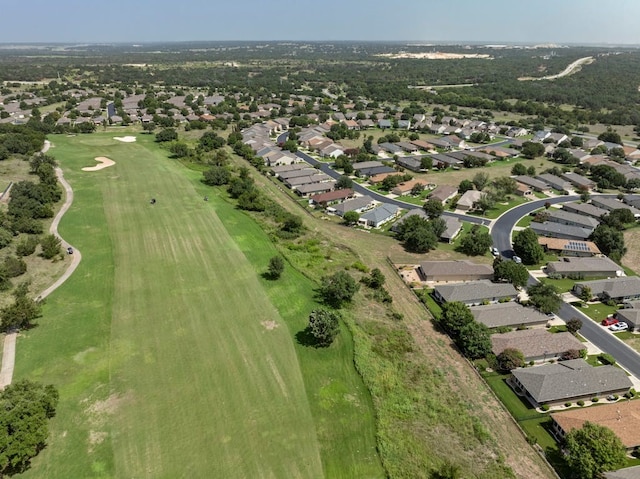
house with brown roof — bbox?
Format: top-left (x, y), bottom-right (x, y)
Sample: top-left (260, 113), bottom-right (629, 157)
top-left (391, 179), bottom-right (427, 196)
top-left (418, 260), bottom-right (493, 283)
top-left (456, 190), bottom-right (485, 211)
top-left (538, 237), bottom-right (601, 257)
top-left (429, 185), bottom-right (458, 204)
top-left (410, 139), bottom-right (435, 151)
top-left (309, 189), bottom-right (354, 207)
top-left (552, 399), bottom-right (640, 451)
top-left (512, 359), bottom-right (631, 407)
top-left (492, 329), bottom-right (584, 363)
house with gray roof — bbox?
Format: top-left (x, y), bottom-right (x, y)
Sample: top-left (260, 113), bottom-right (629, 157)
top-left (470, 302), bottom-right (548, 329)
top-left (284, 173), bottom-right (332, 189)
top-left (605, 466), bottom-right (640, 479)
top-left (418, 260), bottom-right (493, 283)
top-left (573, 276), bottom-right (640, 302)
top-left (395, 141), bottom-right (419, 153)
top-left (329, 195), bottom-right (375, 216)
top-left (562, 202), bottom-right (608, 220)
top-left (395, 155), bottom-right (423, 172)
top-left (271, 163), bottom-right (308, 175)
top-left (433, 280), bottom-right (517, 306)
top-left (515, 176), bottom-right (552, 193)
top-left (295, 182), bottom-right (336, 197)
top-left (546, 209), bottom-right (600, 230)
top-left (431, 153), bottom-right (462, 168)
top-left (591, 197), bottom-right (640, 217)
top-left (615, 309), bottom-right (640, 331)
top-left (530, 222), bottom-right (592, 241)
top-left (537, 174), bottom-right (572, 193)
top-left (456, 190), bottom-right (486, 211)
top-left (358, 204), bottom-right (400, 228)
top-left (277, 168), bottom-right (318, 180)
top-left (623, 194), bottom-right (640, 209)
top-left (546, 256), bottom-right (622, 278)
top-left (357, 165), bottom-right (396, 178)
top-left (378, 142), bottom-right (403, 155)
top-left (493, 330), bottom-right (584, 364)
top-left (561, 172), bottom-right (596, 191)
top-left (511, 359), bottom-right (631, 407)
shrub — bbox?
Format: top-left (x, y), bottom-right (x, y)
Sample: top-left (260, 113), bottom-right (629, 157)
top-left (540, 404), bottom-right (550, 411)
top-left (3, 256), bottom-right (26, 278)
top-left (565, 402), bottom-right (572, 407)
top-left (598, 353), bottom-right (616, 365)
top-left (592, 397), bottom-right (599, 402)
top-left (577, 400), bottom-right (585, 406)
top-left (40, 234), bottom-right (61, 259)
top-left (529, 360), bottom-right (534, 366)
top-left (351, 261), bottom-right (369, 273)
top-left (15, 236), bottom-right (38, 257)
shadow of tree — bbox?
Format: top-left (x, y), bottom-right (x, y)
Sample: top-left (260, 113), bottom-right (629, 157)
top-left (295, 327), bottom-right (326, 348)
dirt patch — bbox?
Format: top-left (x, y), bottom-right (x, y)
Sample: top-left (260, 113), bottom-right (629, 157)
top-left (82, 157), bottom-right (115, 172)
top-left (261, 320), bottom-right (279, 331)
top-left (88, 430), bottom-right (108, 452)
top-left (623, 230), bottom-right (640, 274)
top-left (113, 136), bottom-right (136, 143)
top-left (87, 391), bottom-right (132, 417)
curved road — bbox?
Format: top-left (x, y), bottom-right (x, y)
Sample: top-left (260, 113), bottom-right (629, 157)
top-left (295, 151), bottom-right (491, 226)
top-left (491, 195), bottom-right (640, 380)
top-left (0, 150), bottom-right (81, 389)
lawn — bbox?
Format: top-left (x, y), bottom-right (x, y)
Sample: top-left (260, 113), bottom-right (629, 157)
top-left (572, 301), bottom-right (620, 323)
top-left (14, 132), bottom-right (382, 478)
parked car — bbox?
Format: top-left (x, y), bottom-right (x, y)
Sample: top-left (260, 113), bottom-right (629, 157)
top-left (491, 247), bottom-right (500, 257)
top-left (512, 255), bottom-right (522, 264)
top-left (609, 322), bottom-right (629, 332)
top-left (602, 317), bottom-right (619, 326)
top-left (67, 247), bottom-right (73, 255)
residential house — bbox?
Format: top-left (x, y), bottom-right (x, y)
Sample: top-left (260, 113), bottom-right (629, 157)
top-left (433, 280), bottom-right (517, 306)
top-left (329, 195), bottom-right (375, 216)
top-left (295, 182), bottom-right (336, 197)
top-left (615, 309), bottom-right (640, 331)
top-left (378, 142), bottom-right (403, 155)
top-left (470, 302), bottom-right (549, 329)
top-left (573, 276), bottom-right (640, 302)
top-left (271, 164), bottom-right (308, 175)
top-left (515, 183), bottom-right (533, 197)
top-left (552, 399), bottom-right (640, 452)
top-left (410, 139), bottom-right (435, 152)
top-left (505, 126), bottom-right (528, 137)
top-left (358, 204), bottom-right (400, 228)
top-left (477, 146), bottom-right (519, 158)
top-left (546, 256), bottom-right (622, 278)
top-left (391, 179), bottom-right (427, 196)
top-left (562, 202), bottom-right (608, 220)
top-left (546, 209), bottom-right (600, 230)
top-left (591, 197), bottom-right (640, 217)
top-left (395, 141), bottom-right (419, 154)
top-left (456, 190), bottom-right (485, 211)
top-left (320, 144), bottom-right (345, 158)
top-left (277, 168), bottom-right (319, 180)
top-left (493, 330), bottom-right (584, 364)
top-left (538, 238), bottom-right (601, 257)
top-left (604, 465), bottom-right (640, 479)
top-left (515, 176), bottom-right (552, 193)
top-left (537, 174), bottom-right (572, 193)
top-left (512, 359), bottom-right (631, 407)
top-left (429, 185), bottom-right (458, 204)
top-left (357, 119), bottom-right (374, 129)
top-left (561, 172), bottom-right (596, 191)
top-left (622, 194), bottom-right (640, 209)
top-left (445, 150), bottom-right (494, 164)
top-left (284, 173), bottom-right (332, 189)
top-left (356, 165), bottom-right (396, 178)
top-left (309, 189), bottom-right (354, 207)
top-left (395, 156), bottom-right (424, 172)
top-left (417, 260), bottom-right (493, 282)
top-left (530, 222), bottom-right (592, 241)
top-left (378, 119), bottom-right (392, 129)
top-left (431, 153), bottom-right (463, 169)
top-left (352, 161), bottom-right (384, 172)
top-left (427, 138), bottom-right (453, 150)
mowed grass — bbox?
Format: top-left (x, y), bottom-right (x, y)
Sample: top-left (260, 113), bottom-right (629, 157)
top-left (12, 132), bottom-right (380, 478)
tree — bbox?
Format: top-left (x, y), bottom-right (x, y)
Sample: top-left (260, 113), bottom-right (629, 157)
top-left (458, 179), bottom-right (474, 194)
top-left (473, 194), bottom-right (495, 215)
top-left (458, 226), bottom-right (492, 256)
top-left (202, 166), bottom-right (231, 186)
top-left (598, 130), bottom-right (622, 145)
top-left (342, 211), bottom-right (360, 225)
top-left (565, 422), bottom-right (626, 479)
top-left (590, 224), bottom-right (627, 261)
top-left (420, 156), bottom-right (433, 170)
top-left (521, 141), bottom-right (545, 159)
top-left (566, 318), bottom-right (583, 335)
top-left (1, 282), bottom-right (42, 331)
top-left (308, 309), bottom-right (340, 346)
top-left (410, 183), bottom-right (425, 196)
top-left (335, 175), bottom-right (353, 190)
top-left (267, 256), bottom-right (285, 279)
top-left (512, 228), bottom-right (544, 265)
top-left (15, 236), bottom-right (39, 257)
top-left (494, 259), bottom-right (529, 288)
top-left (0, 380), bottom-right (59, 476)
top-left (364, 268), bottom-right (385, 289)
top-left (601, 208), bottom-right (636, 230)
top-left (39, 234), bottom-right (60, 259)
top-left (423, 198), bottom-right (444, 219)
top-left (497, 348), bottom-right (525, 371)
top-left (579, 286), bottom-right (593, 303)
top-left (472, 172), bottom-right (489, 191)
top-left (439, 301), bottom-right (474, 336)
top-left (319, 271), bottom-right (359, 307)
top-left (142, 121), bottom-right (156, 134)
top-left (395, 215), bottom-right (439, 253)
top-left (561, 349), bottom-right (583, 360)
top-left (527, 282), bottom-right (562, 314)
top-left (155, 128), bottom-right (178, 142)
top-left (511, 163), bottom-right (527, 176)
top-left (457, 321), bottom-right (492, 359)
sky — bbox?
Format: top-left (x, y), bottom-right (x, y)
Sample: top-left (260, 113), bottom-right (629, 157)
top-left (2, 0), bottom-right (640, 45)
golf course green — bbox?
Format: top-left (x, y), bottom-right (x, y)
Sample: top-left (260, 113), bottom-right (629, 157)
top-left (14, 133), bottom-right (382, 478)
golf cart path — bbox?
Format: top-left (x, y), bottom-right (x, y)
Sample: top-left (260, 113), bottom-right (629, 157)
top-left (0, 143), bottom-right (81, 389)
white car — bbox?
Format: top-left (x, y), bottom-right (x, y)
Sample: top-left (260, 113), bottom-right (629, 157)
top-left (609, 322), bottom-right (629, 332)
top-left (512, 255), bottom-right (522, 264)
top-left (491, 247), bottom-right (500, 256)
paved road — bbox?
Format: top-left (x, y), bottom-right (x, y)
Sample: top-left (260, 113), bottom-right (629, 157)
top-left (0, 161), bottom-right (81, 389)
top-left (294, 151), bottom-right (490, 226)
top-left (491, 195), bottom-right (640, 379)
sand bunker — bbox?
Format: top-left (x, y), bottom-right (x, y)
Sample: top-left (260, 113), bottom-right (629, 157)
top-left (113, 136), bottom-right (136, 143)
top-left (82, 157), bottom-right (116, 171)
